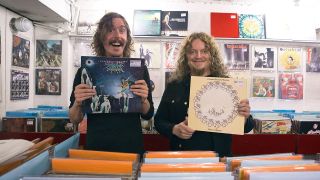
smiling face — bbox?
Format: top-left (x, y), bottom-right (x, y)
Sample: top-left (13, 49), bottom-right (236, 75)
top-left (103, 18), bottom-right (128, 57)
top-left (187, 39), bottom-right (211, 76)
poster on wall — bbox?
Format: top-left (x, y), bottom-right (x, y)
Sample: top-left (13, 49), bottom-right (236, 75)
top-left (223, 43), bottom-right (249, 70)
top-left (239, 14), bottom-right (266, 39)
top-left (10, 70), bottom-right (29, 100)
top-left (77, 9), bottom-right (105, 35)
top-left (35, 69), bottom-right (61, 95)
top-left (278, 72), bottom-right (303, 100)
top-left (251, 45), bottom-right (277, 71)
top-left (278, 47), bottom-right (302, 72)
top-left (133, 10), bottom-right (161, 36)
top-left (12, 35), bottom-right (30, 68)
top-left (252, 76), bottom-right (275, 98)
top-left (161, 11), bottom-right (188, 36)
top-left (133, 41), bottom-right (161, 68)
top-left (36, 40), bottom-right (62, 67)
top-left (163, 41), bottom-right (181, 69)
top-left (306, 47), bottom-right (320, 72)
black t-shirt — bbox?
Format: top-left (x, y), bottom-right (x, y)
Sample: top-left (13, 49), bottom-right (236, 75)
top-left (69, 65), bottom-right (154, 154)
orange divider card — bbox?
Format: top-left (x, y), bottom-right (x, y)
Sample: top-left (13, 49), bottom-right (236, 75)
top-left (51, 158), bottom-right (133, 175)
top-left (140, 162), bottom-right (226, 172)
top-left (230, 154), bottom-right (303, 171)
top-left (68, 149), bottom-right (139, 162)
top-left (240, 164), bottom-right (320, 180)
top-left (144, 151), bottom-right (216, 158)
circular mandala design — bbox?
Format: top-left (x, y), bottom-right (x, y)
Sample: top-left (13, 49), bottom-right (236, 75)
top-left (193, 81), bottom-right (239, 128)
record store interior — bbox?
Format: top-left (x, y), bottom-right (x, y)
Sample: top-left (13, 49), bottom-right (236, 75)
top-left (0, 0), bottom-right (320, 179)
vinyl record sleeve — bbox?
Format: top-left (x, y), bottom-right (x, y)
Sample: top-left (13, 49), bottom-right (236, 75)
top-left (133, 10), bottom-right (161, 36)
top-left (188, 77), bottom-right (247, 135)
top-left (81, 56), bottom-right (145, 114)
top-left (239, 14), bottom-right (266, 39)
top-left (210, 12), bottom-right (239, 38)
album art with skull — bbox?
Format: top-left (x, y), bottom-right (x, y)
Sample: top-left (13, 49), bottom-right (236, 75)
top-left (81, 56), bottom-right (145, 114)
top-left (188, 76), bottom-right (247, 135)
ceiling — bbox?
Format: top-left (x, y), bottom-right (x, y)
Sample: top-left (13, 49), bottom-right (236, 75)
top-left (0, 0), bottom-right (68, 22)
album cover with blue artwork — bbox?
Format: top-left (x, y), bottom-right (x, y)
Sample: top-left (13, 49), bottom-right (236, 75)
top-left (133, 10), bottom-right (161, 36)
top-left (81, 56), bottom-right (145, 114)
top-left (239, 14), bottom-right (266, 39)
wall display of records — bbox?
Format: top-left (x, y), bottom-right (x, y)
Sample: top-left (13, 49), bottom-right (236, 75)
top-left (278, 47), bottom-right (302, 72)
top-left (306, 47), bottom-right (320, 73)
top-left (239, 14), bottom-right (266, 39)
top-left (77, 9), bottom-right (105, 35)
top-left (12, 35), bottom-right (30, 69)
top-left (133, 41), bottom-right (161, 68)
top-left (223, 43), bottom-right (250, 70)
top-left (251, 45), bottom-right (277, 71)
top-left (35, 69), bottom-right (61, 95)
top-left (36, 40), bottom-right (62, 67)
top-left (10, 70), bottom-right (29, 100)
top-left (161, 11), bottom-right (188, 37)
top-left (133, 10), bottom-right (161, 36)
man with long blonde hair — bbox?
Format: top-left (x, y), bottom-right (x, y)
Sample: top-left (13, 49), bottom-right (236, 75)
top-left (155, 32), bottom-right (254, 157)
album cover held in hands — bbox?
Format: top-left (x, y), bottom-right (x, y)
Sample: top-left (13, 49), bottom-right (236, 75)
top-left (81, 56), bottom-right (145, 114)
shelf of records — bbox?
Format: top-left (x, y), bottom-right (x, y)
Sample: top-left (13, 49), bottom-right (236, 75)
top-left (71, 35), bottom-right (320, 102)
top-left (1, 132), bottom-right (320, 180)
top-left (1, 105), bottom-right (75, 133)
top-left (75, 9), bottom-right (316, 41)
top-left (141, 110), bottom-right (320, 135)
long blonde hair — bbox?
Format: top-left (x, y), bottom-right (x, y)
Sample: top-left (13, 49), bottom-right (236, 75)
top-left (170, 32), bottom-right (228, 82)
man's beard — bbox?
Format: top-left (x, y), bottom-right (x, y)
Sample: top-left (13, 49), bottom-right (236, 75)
top-left (190, 65), bottom-right (205, 76)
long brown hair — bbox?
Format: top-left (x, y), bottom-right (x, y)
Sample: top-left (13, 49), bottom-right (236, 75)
top-left (170, 32), bottom-right (228, 82)
top-left (92, 12), bottom-right (134, 57)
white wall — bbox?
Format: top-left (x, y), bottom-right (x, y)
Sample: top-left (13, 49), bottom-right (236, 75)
top-left (76, 0), bottom-right (320, 40)
top-left (33, 26), bottom-right (70, 107)
top-left (0, 6), bottom-right (5, 117)
top-left (3, 9), bottom-right (35, 112)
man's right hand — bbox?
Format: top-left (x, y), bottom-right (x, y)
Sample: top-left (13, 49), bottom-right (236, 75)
top-left (172, 119), bottom-right (195, 139)
top-left (74, 84), bottom-right (96, 107)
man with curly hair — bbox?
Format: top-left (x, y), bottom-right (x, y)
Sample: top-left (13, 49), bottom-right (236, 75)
top-left (154, 32), bottom-right (254, 157)
top-left (69, 12), bottom-right (154, 154)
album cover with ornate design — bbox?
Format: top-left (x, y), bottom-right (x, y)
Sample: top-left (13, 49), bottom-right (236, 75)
top-left (81, 56), bottom-right (145, 114)
top-left (239, 14), bottom-right (265, 39)
top-left (188, 76), bottom-right (247, 135)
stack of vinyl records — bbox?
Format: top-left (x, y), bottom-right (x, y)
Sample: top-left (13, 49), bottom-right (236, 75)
top-left (237, 164), bottom-right (320, 180)
top-left (225, 153), bottom-right (304, 171)
top-left (139, 151), bottom-right (233, 179)
top-left (49, 149), bottom-right (140, 179)
top-left (2, 105), bottom-right (70, 133)
top-left (252, 112), bottom-right (292, 134)
top-left (2, 109), bottom-right (41, 132)
top-left (291, 113), bottom-right (320, 134)
top-left (40, 109), bottom-right (74, 133)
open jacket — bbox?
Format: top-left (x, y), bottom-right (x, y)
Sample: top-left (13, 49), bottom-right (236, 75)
top-left (154, 75), bottom-right (254, 157)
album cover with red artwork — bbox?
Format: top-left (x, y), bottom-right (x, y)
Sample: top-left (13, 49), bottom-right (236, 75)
top-left (210, 12), bottom-right (239, 38)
